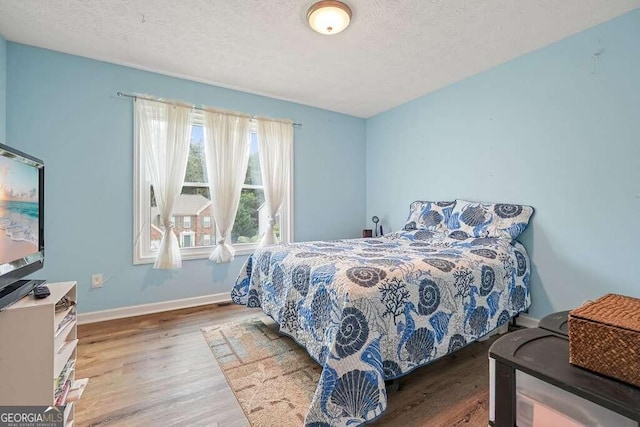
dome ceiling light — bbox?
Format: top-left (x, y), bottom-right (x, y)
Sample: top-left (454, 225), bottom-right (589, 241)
top-left (307, 1), bottom-right (352, 35)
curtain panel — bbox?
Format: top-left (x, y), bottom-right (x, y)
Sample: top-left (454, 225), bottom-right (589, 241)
top-left (136, 99), bottom-right (193, 269)
top-left (203, 110), bottom-right (252, 263)
top-left (257, 119), bottom-right (293, 247)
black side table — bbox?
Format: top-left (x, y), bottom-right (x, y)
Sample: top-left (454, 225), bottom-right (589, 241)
top-left (489, 313), bottom-right (640, 427)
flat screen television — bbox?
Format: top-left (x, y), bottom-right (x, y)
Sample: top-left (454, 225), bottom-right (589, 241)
top-left (0, 143), bottom-right (44, 310)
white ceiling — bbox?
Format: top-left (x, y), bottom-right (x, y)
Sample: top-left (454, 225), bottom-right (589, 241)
top-left (0, 1), bottom-right (638, 118)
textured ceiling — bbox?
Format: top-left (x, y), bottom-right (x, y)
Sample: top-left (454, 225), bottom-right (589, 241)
top-left (0, 1), bottom-right (638, 117)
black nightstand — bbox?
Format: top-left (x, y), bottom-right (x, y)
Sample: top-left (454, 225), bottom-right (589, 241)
top-left (489, 313), bottom-right (640, 427)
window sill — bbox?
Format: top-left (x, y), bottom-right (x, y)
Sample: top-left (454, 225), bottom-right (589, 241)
top-left (133, 244), bottom-right (262, 265)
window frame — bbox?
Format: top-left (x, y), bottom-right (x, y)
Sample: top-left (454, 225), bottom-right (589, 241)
top-left (133, 110), bottom-right (293, 265)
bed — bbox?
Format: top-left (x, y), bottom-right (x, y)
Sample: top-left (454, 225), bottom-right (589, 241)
top-left (232, 199), bottom-right (533, 426)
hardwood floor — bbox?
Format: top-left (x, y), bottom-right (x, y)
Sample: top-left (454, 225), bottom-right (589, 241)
top-left (76, 304), bottom-right (251, 427)
top-left (76, 303), bottom-right (495, 427)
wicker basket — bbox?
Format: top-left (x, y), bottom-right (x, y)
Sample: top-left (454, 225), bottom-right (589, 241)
top-left (568, 294), bottom-right (640, 387)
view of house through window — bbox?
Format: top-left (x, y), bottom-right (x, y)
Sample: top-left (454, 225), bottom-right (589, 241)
top-left (149, 124), bottom-right (281, 251)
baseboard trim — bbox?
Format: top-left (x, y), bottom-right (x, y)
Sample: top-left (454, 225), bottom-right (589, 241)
top-left (515, 314), bottom-right (540, 328)
top-left (77, 292), bottom-right (232, 325)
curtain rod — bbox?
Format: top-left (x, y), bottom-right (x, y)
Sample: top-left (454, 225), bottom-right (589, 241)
top-left (116, 91), bottom-right (302, 128)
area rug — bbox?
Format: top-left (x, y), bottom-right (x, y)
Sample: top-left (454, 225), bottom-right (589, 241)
top-left (202, 316), bottom-right (493, 427)
top-left (202, 317), bottom-right (321, 426)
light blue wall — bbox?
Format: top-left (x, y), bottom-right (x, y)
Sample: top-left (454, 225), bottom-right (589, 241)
top-left (0, 34), bottom-right (6, 141)
top-left (366, 10), bottom-right (640, 319)
top-left (6, 43), bottom-right (366, 313)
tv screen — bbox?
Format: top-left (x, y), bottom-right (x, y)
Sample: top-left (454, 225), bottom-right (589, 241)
top-left (0, 156), bottom-right (39, 264)
top-left (0, 143), bottom-right (44, 292)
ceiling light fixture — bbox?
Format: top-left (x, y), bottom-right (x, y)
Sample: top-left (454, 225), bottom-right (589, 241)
top-left (307, 1), bottom-right (352, 35)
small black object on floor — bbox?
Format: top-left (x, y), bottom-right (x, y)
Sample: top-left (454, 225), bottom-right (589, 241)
top-left (508, 315), bottom-right (525, 332)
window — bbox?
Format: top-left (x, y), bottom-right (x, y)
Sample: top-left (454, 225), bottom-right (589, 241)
top-left (134, 112), bottom-right (293, 264)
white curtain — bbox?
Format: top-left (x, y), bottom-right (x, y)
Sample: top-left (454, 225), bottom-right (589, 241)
top-left (136, 99), bottom-right (193, 269)
top-left (203, 111), bottom-right (251, 263)
top-left (257, 119), bottom-right (293, 246)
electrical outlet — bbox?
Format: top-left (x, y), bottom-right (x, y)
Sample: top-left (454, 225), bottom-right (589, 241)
top-left (91, 273), bottom-right (103, 288)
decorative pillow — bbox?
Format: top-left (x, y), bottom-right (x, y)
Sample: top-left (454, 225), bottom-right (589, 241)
top-left (446, 200), bottom-right (534, 240)
top-left (404, 201), bottom-right (456, 232)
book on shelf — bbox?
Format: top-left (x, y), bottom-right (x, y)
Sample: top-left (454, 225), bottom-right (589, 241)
top-left (65, 379), bottom-right (88, 404)
top-left (55, 295), bottom-right (76, 313)
top-left (54, 380), bottom-right (71, 406)
top-left (55, 359), bottom-right (75, 390)
top-left (55, 308), bottom-right (76, 337)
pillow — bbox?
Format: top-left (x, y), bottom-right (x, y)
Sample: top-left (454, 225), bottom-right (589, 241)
top-left (404, 201), bottom-right (456, 232)
top-left (446, 200), bottom-right (533, 240)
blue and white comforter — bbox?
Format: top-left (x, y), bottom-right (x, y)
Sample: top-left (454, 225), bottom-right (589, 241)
top-left (232, 230), bottom-right (531, 426)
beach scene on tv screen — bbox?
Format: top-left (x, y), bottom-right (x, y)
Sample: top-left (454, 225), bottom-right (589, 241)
top-left (0, 156), bottom-right (39, 265)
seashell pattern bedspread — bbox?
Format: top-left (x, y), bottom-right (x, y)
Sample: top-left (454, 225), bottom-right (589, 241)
top-left (232, 229), bottom-right (531, 426)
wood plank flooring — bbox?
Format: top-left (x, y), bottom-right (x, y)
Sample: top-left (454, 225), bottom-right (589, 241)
top-left (76, 304), bottom-right (495, 427)
top-left (76, 304), bottom-right (251, 427)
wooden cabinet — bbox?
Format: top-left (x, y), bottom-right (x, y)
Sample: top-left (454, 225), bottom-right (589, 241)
top-left (0, 281), bottom-right (88, 426)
